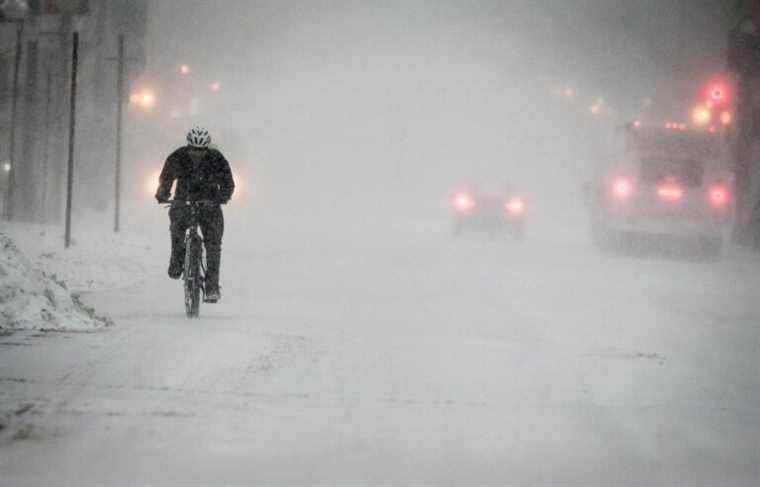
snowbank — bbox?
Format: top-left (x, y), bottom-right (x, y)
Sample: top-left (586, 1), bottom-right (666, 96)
top-left (0, 233), bottom-right (111, 331)
top-left (2, 219), bottom-right (157, 294)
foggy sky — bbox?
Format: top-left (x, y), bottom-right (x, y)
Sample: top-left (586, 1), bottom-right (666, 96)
top-left (138, 1), bottom-right (729, 213)
top-left (146, 0), bottom-right (726, 109)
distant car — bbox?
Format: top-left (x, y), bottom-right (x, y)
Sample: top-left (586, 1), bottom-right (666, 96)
top-left (450, 184), bottom-right (526, 240)
top-left (584, 125), bottom-right (734, 257)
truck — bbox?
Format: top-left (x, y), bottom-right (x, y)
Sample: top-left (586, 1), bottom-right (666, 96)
top-left (584, 124), bottom-right (734, 257)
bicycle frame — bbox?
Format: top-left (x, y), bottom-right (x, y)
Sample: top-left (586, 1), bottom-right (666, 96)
top-left (170, 200), bottom-right (209, 318)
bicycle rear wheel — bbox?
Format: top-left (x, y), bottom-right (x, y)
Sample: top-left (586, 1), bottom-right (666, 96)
top-left (184, 235), bottom-right (202, 318)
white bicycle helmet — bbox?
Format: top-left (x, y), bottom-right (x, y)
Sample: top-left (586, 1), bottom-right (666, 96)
top-left (187, 127), bottom-right (211, 148)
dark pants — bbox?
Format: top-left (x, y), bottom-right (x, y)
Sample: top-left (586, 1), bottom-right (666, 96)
top-left (169, 205), bottom-right (224, 288)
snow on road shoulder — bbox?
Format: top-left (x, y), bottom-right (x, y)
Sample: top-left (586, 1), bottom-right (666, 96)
top-left (0, 233), bottom-right (111, 331)
top-left (3, 222), bottom-right (157, 294)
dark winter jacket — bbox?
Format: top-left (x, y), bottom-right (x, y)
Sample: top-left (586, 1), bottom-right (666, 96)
top-left (156, 146), bottom-right (235, 204)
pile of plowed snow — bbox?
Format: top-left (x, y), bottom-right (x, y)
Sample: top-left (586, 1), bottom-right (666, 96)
top-left (0, 233), bottom-right (110, 331)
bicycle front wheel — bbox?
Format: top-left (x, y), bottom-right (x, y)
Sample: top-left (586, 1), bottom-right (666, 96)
top-left (184, 236), bottom-right (202, 318)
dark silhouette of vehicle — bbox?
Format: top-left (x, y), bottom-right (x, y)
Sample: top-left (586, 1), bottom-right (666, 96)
top-left (450, 183), bottom-right (526, 240)
top-left (584, 125), bottom-right (734, 257)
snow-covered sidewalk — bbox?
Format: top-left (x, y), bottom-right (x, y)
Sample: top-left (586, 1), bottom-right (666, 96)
top-left (0, 231), bottom-right (110, 331)
top-left (3, 223), bottom-right (158, 296)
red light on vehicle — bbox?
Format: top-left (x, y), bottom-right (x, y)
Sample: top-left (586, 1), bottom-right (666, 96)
top-left (709, 186), bottom-right (729, 206)
top-left (720, 111), bottom-right (732, 126)
top-left (657, 183), bottom-right (684, 201)
top-left (453, 193), bottom-right (475, 212)
top-left (633, 120), bottom-right (641, 129)
top-left (706, 82), bottom-right (730, 107)
top-left (612, 177), bottom-right (633, 200)
top-left (505, 198), bottom-right (525, 215)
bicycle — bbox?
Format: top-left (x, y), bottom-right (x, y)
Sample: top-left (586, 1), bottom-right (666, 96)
top-left (167, 200), bottom-right (215, 318)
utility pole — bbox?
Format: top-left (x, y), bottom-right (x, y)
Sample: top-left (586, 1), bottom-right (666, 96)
top-left (114, 34), bottom-right (125, 233)
top-left (41, 65), bottom-right (52, 222)
top-left (64, 31), bottom-right (79, 249)
top-left (2, 22), bottom-right (23, 221)
top-left (19, 39), bottom-right (39, 221)
top-left (106, 33), bottom-right (137, 233)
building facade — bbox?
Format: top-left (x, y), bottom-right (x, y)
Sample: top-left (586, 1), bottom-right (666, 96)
top-left (0, 0), bottom-right (148, 222)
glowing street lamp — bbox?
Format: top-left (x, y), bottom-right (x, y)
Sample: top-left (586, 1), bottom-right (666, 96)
top-left (180, 65), bottom-right (191, 75)
top-left (589, 97), bottom-right (605, 116)
top-left (210, 82), bottom-right (221, 93)
top-left (146, 170), bottom-right (161, 196)
top-left (2, 162), bottom-right (10, 173)
top-left (129, 90), bottom-right (156, 110)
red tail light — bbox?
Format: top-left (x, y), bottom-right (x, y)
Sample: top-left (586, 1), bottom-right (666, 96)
top-left (611, 177), bottom-right (634, 200)
top-left (709, 185), bottom-right (729, 207)
top-left (657, 183), bottom-right (684, 202)
top-left (706, 81), bottom-right (731, 108)
top-left (505, 198), bottom-right (525, 215)
top-left (453, 193), bottom-right (476, 212)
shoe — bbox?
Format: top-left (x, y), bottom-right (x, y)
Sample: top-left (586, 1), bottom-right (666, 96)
top-left (205, 285), bottom-right (221, 303)
top-left (168, 261), bottom-right (183, 279)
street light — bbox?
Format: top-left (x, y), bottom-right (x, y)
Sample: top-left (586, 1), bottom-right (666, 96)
top-left (210, 82), bottom-right (221, 93)
top-left (590, 99), bottom-right (604, 116)
top-left (146, 169), bottom-right (161, 196)
top-left (1, 1), bottom-right (27, 221)
top-left (130, 90), bottom-right (156, 110)
top-left (589, 97), bottom-right (605, 116)
top-left (2, 162), bottom-right (10, 173)
top-left (180, 65), bottom-right (190, 75)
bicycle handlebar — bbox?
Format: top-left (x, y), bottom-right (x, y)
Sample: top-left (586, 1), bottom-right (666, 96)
top-left (162, 199), bottom-right (218, 209)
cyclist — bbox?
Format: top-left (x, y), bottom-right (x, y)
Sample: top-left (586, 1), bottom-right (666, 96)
top-left (155, 127), bottom-right (235, 302)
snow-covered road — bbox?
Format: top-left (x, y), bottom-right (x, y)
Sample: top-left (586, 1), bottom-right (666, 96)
top-left (2, 215), bottom-right (760, 486)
